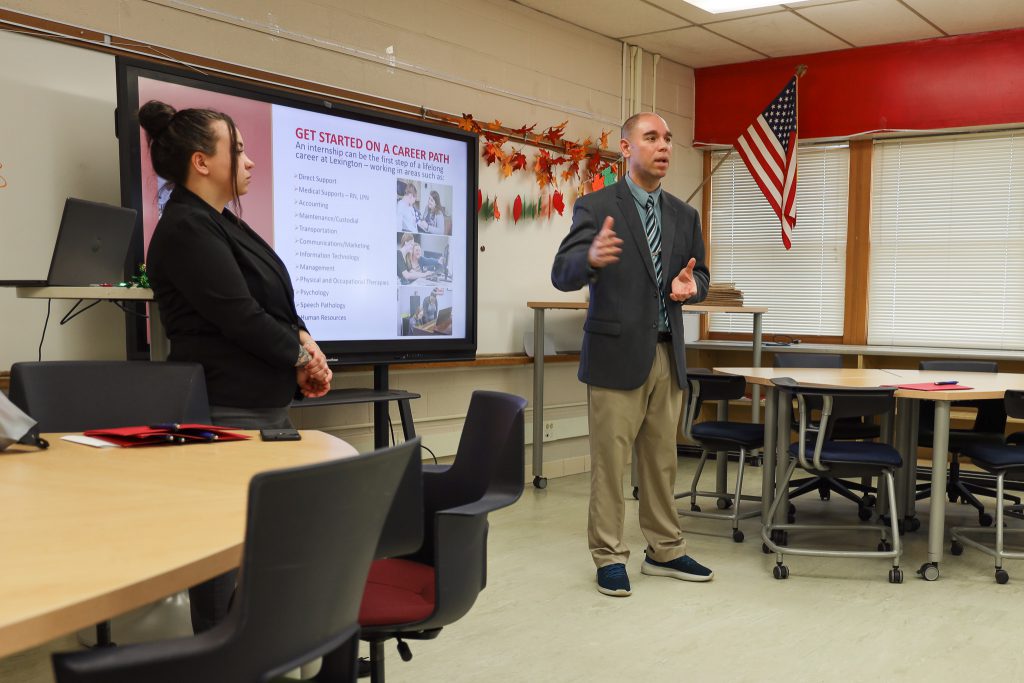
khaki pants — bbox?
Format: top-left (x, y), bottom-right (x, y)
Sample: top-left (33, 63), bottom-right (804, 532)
top-left (588, 343), bottom-right (686, 567)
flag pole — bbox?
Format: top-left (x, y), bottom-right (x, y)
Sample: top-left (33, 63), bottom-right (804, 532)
top-left (684, 63), bottom-right (808, 206)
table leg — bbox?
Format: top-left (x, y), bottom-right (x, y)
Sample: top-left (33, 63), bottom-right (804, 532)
top-left (751, 313), bottom-right (763, 424)
top-left (531, 308), bottom-right (547, 489)
top-left (775, 389), bottom-right (792, 526)
top-left (761, 386), bottom-right (777, 523)
top-left (906, 400), bottom-right (921, 523)
top-left (922, 400), bottom-right (951, 580)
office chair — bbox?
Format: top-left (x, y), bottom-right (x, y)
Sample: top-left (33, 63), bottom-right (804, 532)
top-left (774, 353), bottom-right (880, 521)
top-left (950, 390), bottom-right (1024, 583)
top-left (9, 361), bottom-right (210, 432)
top-left (51, 438), bottom-right (419, 683)
top-left (339, 390), bottom-right (527, 683)
top-left (763, 378), bottom-right (903, 582)
top-left (10, 360), bottom-right (210, 647)
top-left (916, 360), bottom-right (1010, 527)
top-left (677, 369), bottom-right (763, 542)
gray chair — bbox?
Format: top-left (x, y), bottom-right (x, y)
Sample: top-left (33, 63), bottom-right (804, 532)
top-left (9, 361), bottom-right (210, 432)
top-left (916, 360), bottom-right (1010, 527)
top-left (951, 390), bottom-right (1024, 583)
top-left (9, 360), bottom-right (209, 646)
top-left (52, 438), bottom-right (419, 683)
top-left (763, 378), bottom-right (903, 582)
top-left (677, 369), bottom-right (763, 542)
top-left (774, 353), bottom-right (880, 520)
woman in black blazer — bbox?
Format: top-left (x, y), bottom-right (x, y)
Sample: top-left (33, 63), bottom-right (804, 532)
top-left (139, 100), bottom-right (332, 632)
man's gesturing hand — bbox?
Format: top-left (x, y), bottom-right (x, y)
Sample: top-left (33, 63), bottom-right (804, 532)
top-left (670, 258), bottom-right (698, 302)
top-left (587, 217), bottom-right (623, 269)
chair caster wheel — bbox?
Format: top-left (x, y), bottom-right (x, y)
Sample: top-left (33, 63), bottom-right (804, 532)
top-left (996, 569), bottom-right (1009, 584)
top-left (717, 497), bottom-right (733, 510)
top-left (533, 476), bottom-right (547, 490)
top-left (732, 529), bottom-right (744, 543)
top-left (917, 562), bottom-right (939, 581)
top-left (632, 487), bottom-right (639, 500)
top-left (397, 640), bottom-right (413, 662)
top-left (980, 512), bottom-right (994, 527)
top-left (889, 568), bottom-right (904, 584)
top-left (877, 541), bottom-right (892, 552)
top-left (819, 490), bottom-right (831, 501)
top-left (905, 517), bottom-right (921, 532)
top-left (858, 506), bottom-right (873, 521)
top-left (761, 542), bottom-right (771, 554)
top-left (951, 540), bottom-right (964, 556)
top-left (773, 564), bottom-right (789, 580)
top-left (690, 503), bottom-right (701, 512)
top-left (864, 494), bottom-right (877, 507)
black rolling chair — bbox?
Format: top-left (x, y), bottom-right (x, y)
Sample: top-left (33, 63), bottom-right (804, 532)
top-left (9, 361), bottom-right (210, 431)
top-left (763, 378), bottom-right (904, 582)
top-left (950, 390), bottom-right (1024, 584)
top-left (346, 391), bottom-right (527, 683)
top-left (10, 360), bottom-right (210, 647)
top-left (774, 353), bottom-right (881, 520)
top-left (677, 369), bottom-right (763, 542)
top-left (916, 360), bottom-right (1010, 527)
top-left (52, 438), bottom-right (419, 683)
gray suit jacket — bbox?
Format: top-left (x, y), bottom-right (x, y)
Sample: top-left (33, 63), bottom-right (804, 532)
top-left (551, 180), bottom-right (709, 390)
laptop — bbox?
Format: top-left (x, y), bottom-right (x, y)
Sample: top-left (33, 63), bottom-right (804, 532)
top-left (0, 198), bottom-right (137, 287)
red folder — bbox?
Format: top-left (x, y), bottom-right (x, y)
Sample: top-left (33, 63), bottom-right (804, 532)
top-left (83, 424), bottom-right (250, 447)
top-left (895, 382), bottom-right (973, 391)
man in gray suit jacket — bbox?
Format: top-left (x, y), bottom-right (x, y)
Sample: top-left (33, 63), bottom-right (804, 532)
top-left (552, 112), bottom-right (712, 597)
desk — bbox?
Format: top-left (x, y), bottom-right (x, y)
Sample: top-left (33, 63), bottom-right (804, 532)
top-left (526, 301), bottom-right (766, 489)
top-left (715, 366), bottom-right (1024, 580)
top-left (15, 286), bottom-right (166, 360)
top-left (0, 430), bottom-right (357, 658)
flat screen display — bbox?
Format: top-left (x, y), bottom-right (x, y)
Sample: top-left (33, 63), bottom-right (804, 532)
top-left (116, 59), bottom-right (478, 364)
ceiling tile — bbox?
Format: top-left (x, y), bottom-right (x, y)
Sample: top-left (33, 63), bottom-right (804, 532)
top-left (630, 25), bottom-right (764, 67)
top-left (797, 0), bottom-right (942, 46)
top-left (515, 0), bottom-right (690, 38)
top-left (646, 0), bottom-right (786, 23)
top-left (709, 10), bottom-right (851, 56)
top-left (902, 0), bottom-right (1024, 35)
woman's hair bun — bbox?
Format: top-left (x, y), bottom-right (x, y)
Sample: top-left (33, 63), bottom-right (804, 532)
top-left (138, 100), bottom-right (177, 138)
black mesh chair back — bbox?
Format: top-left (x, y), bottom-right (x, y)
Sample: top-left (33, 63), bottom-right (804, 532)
top-left (685, 368), bottom-right (746, 417)
top-left (773, 353), bottom-right (843, 369)
top-left (918, 360), bottom-right (1006, 438)
top-left (10, 361), bottom-right (209, 430)
top-left (52, 438), bottom-right (419, 683)
top-left (1006, 390), bottom-right (1024, 421)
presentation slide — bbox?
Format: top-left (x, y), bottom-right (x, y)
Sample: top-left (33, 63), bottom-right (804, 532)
top-left (136, 77), bottom-right (468, 343)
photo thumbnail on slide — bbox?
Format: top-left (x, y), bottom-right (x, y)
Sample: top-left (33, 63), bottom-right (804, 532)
top-left (398, 286), bottom-right (453, 336)
top-left (396, 232), bottom-right (452, 286)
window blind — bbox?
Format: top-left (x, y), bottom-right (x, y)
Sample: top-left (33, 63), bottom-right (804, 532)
top-left (869, 132), bottom-right (1024, 349)
top-left (708, 144), bottom-right (849, 335)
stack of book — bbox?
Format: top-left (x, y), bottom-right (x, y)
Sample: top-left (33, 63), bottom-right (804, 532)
top-left (703, 282), bottom-right (744, 307)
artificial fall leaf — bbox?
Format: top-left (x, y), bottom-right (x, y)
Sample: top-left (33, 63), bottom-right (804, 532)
top-left (540, 120), bottom-right (568, 146)
top-left (561, 163), bottom-right (581, 182)
top-left (492, 198), bottom-right (501, 220)
top-left (587, 149), bottom-right (603, 175)
top-left (513, 195), bottom-right (523, 224)
top-left (457, 113), bottom-right (482, 133)
top-left (483, 130), bottom-right (509, 145)
top-left (591, 173), bottom-right (605, 192)
top-left (477, 189), bottom-right (482, 212)
top-left (490, 119), bottom-right (502, 130)
top-left (500, 156), bottom-right (514, 178)
top-left (482, 141), bottom-right (506, 166)
top-left (533, 149), bottom-right (557, 189)
top-left (599, 130), bottom-right (611, 149)
top-left (509, 123), bottom-right (537, 137)
top-left (509, 149), bottom-right (528, 172)
top-left (552, 190), bottom-right (566, 216)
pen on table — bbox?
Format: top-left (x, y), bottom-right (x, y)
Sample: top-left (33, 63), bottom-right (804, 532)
top-left (193, 431), bottom-right (219, 441)
top-left (149, 422), bottom-right (180, 430)
top-left (933, 380), bottom-right (959, 385)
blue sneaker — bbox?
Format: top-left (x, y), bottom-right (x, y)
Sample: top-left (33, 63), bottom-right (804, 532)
top-left (596, 563), bottom-right (631, 596)
top-left (641, 553), bottom-right (714, 582)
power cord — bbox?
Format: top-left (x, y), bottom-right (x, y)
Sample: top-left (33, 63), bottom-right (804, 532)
top-left (387, 412), bottom-right (437, 464)
top-left (38, 299), bottom-right (51, 361)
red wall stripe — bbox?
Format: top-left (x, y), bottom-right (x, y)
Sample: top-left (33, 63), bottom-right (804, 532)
top-left (694, 28), bottom-right (1024, 146)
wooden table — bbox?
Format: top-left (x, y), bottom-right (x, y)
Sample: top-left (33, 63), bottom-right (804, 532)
top-left (526, 301), bottom-right (767, 489)
top-left (715, 367), bottom-right (1024, 580)
top-left (0, 430), bottom-right (357, 658)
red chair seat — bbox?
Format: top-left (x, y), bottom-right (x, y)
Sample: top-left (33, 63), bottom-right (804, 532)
top-left (360, 559), bottom-right (436, 626)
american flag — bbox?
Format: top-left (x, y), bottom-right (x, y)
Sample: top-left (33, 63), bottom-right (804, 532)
top-left (735, 77), bottom-right (798, 250)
